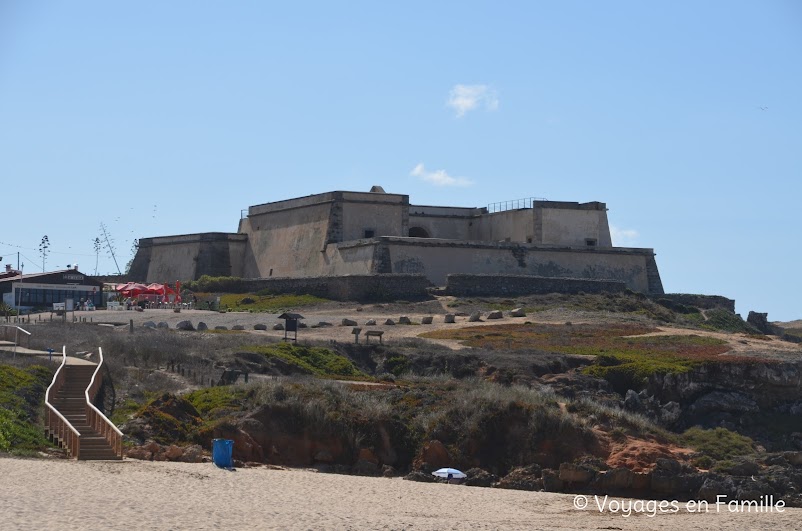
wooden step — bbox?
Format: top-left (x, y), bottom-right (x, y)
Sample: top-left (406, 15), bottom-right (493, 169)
top-left (79, 452), bottom-right (121, 461)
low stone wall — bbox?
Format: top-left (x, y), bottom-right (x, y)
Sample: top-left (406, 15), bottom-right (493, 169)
top-left (444, 274), bottom-right (626, 297)
top-left (652, 293), bottom-right (736, 312)
top-left (239, 274), bottom-right (431, 301)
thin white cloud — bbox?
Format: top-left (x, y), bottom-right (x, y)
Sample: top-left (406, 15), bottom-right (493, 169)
top-left (610, 226), bottom-right (639, 247)
top-left (410, 163), bottom-right (472, 187)
top-left (446, 84), bottom-right (499, 117)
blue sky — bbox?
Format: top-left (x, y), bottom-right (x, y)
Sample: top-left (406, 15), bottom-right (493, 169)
top-left (1, 1), bottom-right (800, 321)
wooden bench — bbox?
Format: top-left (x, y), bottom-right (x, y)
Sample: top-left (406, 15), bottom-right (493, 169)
top-left (365, 330), bottom-right (384, 344)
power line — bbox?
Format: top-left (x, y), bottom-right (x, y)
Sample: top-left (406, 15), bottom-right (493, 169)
top-left (18, 253), bottom-right (38, 270)
top-left (0, 240), bottom-right (96, 257)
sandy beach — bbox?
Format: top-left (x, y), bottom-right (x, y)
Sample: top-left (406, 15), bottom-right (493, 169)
top-left (1, 458), bottom-right (799, 530)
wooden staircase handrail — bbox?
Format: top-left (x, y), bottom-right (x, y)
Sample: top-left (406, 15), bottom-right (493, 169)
top-left (44, 346), bottom-right (81, 457)
top-left (85, 347), bottom-right (124, 458)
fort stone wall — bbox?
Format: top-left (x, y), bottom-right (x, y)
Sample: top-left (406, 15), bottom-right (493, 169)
top-left (340, 192), bottom-right (408, 240)
top-left (445, 274), bottom-right (626, 296)
top-left (379, 237), bottom-right (662, 294)
top-left (240, 199), bottom-right (333, 278)
top-left (473, 209), bottom-right (534, 243)
top-left (236, 274), bottom-right (430, 301)
top-left (129, 233), bottom-right (247, 283)
top-left (129, 188), bottom-right (662, 296)
top-left (408, 205), bottom-right (480, 240)
top-left (536, 202), bottom-right (612, 247)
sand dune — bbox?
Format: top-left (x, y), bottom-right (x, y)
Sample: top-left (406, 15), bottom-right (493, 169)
top-left (2, 458), bottom-right (800, 530)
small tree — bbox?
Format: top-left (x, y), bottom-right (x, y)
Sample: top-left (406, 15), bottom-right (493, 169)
top-left (38, 235), bottom-right (50, 272)
top-left (93, 237), bottom-right (102, 275)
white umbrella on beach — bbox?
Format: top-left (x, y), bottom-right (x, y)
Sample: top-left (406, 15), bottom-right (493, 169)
top-left (432, 468), bottom-right (466, 479)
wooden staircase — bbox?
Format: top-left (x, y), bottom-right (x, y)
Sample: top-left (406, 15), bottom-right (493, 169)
top-left (45, 350), bottom-right (123, 461)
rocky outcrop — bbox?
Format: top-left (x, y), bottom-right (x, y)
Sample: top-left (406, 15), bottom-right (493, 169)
top-left (496, 465), bottom-right (542, 491)
top-left (689, 391), bottom-right (759, 416)
top-left (353, 447), bottom-right (380, 476)
top-left (591, 467), bottom-right (650, 492)
top-left (541, 469), bottom-right (563, 492)
top-left (126, 442), bottom-right (205, 463)
top-left (122, 393), bottom-right (202, 446)
top-left (747, 311), bottom-right (782, 335)
top-left (559, 462), bottom-right (596, 486)
top-left (413, 440), bottom-right (451, 472)
top-left (125, 441), bottom-right (208, 463)
top-left (404, 471), bottom-right (435, 483)
top-left (464, 468), bottom-right (498, 487)
top-left (650, 458), bottom-right (705, 497)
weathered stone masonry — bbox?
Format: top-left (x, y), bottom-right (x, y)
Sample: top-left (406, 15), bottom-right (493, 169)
top-left (129, 187), bottom-right (665, 296)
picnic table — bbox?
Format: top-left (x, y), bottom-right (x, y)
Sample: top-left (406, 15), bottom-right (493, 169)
top-left (365, 330), bottom-right (384, 344)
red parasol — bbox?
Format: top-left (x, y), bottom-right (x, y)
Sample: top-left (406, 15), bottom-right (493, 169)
top-left (117, 282), bottom-right (149, 297)
top-left (146, 283), bottom-right (164, 295)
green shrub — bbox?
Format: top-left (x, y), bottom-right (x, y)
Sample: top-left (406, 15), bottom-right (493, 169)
top-left (185, 386), bottom-right (249, 417)
top-left (218, 293), bottom-right (328, 313)
top-left (693, 455), bottom-right (714, 469)
top-left (110, 398), bottom-right (145, 426)
top-left (384, 355), bottom-right (409, 376)
top-left (702, 309), bottom-right (761, 334)
top-left (0, 408), bottom-right (50, 454)
top-left (183, 275), bottom-right (246, 293)
top-left (681, 427), bottom-right (755, 461)
top-left (246, 343), bottom-right (367, 379)
top-left (0, 364), bottom-right (53, 454)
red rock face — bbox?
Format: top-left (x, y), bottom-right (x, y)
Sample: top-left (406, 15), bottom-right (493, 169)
top-left (124, 443), bottom-right (205, 463)
top-left (412, 440), bottom-right (451, 471)
top-left (212, 424), bottom-right (265, 463)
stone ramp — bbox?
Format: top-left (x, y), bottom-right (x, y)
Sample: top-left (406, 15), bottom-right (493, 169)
top-left (0, 341), bottom-right (96, 364)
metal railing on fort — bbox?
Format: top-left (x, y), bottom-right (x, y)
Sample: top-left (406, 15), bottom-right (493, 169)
top-left (44, 347), bottom-right (81, 458)
top-left (487, 197), bottom-right (547, 213)
top-left (86, 347), bottom-right (124, 458)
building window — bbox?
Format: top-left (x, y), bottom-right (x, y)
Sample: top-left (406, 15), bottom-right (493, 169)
top-left (364, 229), bottom-right (375, 238)
top-left (586, 238), bottom-right (597, 247)
top-left (408, 227), bottom-right (430, 238)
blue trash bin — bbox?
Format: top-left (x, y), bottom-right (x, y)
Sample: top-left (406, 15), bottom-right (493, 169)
top-left (212, 439), bottom-right (234, 468)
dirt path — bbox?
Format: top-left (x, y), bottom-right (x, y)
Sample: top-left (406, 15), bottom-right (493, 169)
top-left (24, 300), bottom-right (802, 361)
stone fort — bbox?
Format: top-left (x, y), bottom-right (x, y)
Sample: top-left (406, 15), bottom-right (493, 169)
top-left (128, 187), bottom-right (663, 295)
